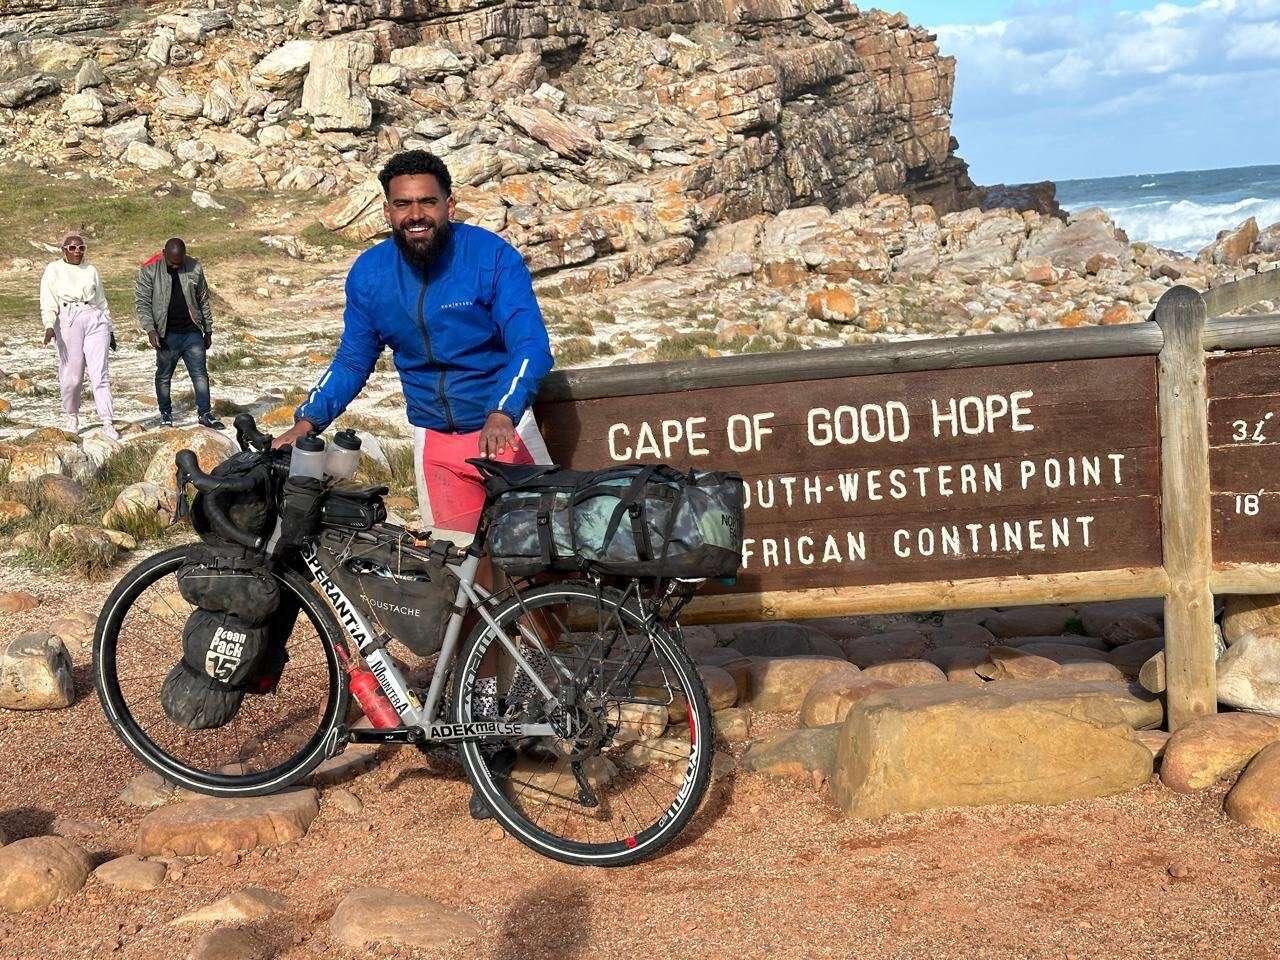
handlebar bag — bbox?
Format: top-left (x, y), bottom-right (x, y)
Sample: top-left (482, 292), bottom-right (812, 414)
top-left (160, 608), bottom-right (269, 729)
top-left (189, 451), bottom-right (278, 549)
top-left (315, 528), bottom-right (453, 657)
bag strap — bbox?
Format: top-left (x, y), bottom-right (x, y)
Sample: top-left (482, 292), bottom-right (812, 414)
top-left (599, 466), bottom-right (658, 551)
top-left (536, 491), bottom-right (557, 564)
top-left (652, 475), bottom-right (694, 578)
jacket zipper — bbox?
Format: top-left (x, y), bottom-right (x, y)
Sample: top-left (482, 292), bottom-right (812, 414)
top-left (413, 275), bottom-right (457, 432)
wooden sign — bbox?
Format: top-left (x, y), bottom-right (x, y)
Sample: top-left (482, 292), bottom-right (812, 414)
top-left (1209, 346), bottom-right (1280, 564)
top-left (538, 356), bottom-right (1162, 594)
top-left (536, 271), bottom-right (1280, 731)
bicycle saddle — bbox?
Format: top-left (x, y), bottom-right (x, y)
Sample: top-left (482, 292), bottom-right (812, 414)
top-left (466, 458), bottom-right (561, 486)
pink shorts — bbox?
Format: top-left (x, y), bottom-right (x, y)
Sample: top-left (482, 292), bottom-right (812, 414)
top-left (414, 409), bottom-right (551, 546)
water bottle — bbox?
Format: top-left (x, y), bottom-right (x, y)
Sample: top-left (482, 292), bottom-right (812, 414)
top-left (289, 434), bottom-right (327, 480)
top-left (326, 429), bottom-right (362, 481)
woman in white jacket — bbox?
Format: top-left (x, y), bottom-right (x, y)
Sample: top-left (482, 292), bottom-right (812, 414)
top-left (40, 232), bottom-right (118, 439)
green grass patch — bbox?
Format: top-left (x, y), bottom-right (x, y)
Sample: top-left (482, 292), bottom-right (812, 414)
top-left (299, 220), bottom-right (371, 252)
top-left (554, 316), bottom-right (596, 336)
top-left (207, 347), bottom-right (262, 373)
top-left (353, 443), bottom-right (416, 502)
top-left (653, 330), bottom-right (718, 362)
top-left (556, 336), bottom-right (598, 366)
top-left (5, 440), bottom-right (178, 579)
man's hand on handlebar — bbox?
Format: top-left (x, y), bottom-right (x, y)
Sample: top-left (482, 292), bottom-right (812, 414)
top-left (273, 418), bottom-right (317, 450)
top-left (479, 411), bottom-right (515, 458)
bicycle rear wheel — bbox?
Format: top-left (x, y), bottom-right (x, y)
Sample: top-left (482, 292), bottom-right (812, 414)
top-left (452, 582), bottom-right (713, 867)
top-left (94, 545), bottom-right (349, 796)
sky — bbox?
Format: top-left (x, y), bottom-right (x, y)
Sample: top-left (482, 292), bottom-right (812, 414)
top-left (887, 0), bottom-right (1280, 183)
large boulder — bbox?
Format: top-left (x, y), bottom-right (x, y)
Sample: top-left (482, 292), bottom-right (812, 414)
top-left (1020, 208), bottom-right (1132, 272)
top-left (740, 725), bottom-right (840, 781)
top-left (1198, 216), bottom-right (1259, 266)
top-left (1108, 637), bottom-right (1165, 678)
top-left (799, 672), bottom-right (896, 727)
top-left (250, 40), bottom-right (315, 90)
top-left (831, 681), bottom-right (1159, 819)
top-left (100, 115), bottom-right (150, 157)
top-left (301, 38), bottom-right (373, 132)
top-left (94, 855), bottom-right (167, 891)
top-left (1217, 634), bottom-right (1280, 715)
top-left (923, 645), bottom-right (990, 684)
top-left (0, 837), bottom-right (93, 912)
top-left (1001, 634), bottom-right (1108, 652)
top-left (142, 427), bottom-right (238, 486)
top-left (861, 659), bottom-right (947, 687)
top-left (1014, 642), bottom-right (1113, 663)
top-left (976, 646), bottom-right (1061, 681)
top-left (728, 622), bottom-right (843, 658)
top-left (103, 480), bottom-right (178, 530)
top-left (330, 887), bottom-right (481, 952)
top-left (983, 605), bottom-right (1074, 639)
top-left (137, 789), bottom-right (320, 856)
top-left (742, 657), bottom-right (859, 712)
top-left (1223, 595), bottom-right (1280, 645)
top-left (840, 630), bottom-right (928, 667)
top-left (48, 524), bottom-right (118, 566)
top-left (1160, 713), bottom-right (1280, 793)
top-left (1226, 742), bottom-right (1280, 833)
top-left (0, 632), bottom-right (74, 709)
top-left (1078, 599), bottom-right (1163, 646)
top-left (7, 440), bottom-right (91, 483)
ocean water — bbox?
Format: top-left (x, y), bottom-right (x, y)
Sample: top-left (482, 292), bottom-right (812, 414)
top-left (1054, 164), bottom-right (1280, 257)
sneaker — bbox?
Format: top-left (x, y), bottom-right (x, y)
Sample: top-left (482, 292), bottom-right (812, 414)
top-left (101, 423), bottom-right (120, 441)
top-left (198, 413), bottom-right (226, 430)
top-left (158, 413), bottom-right (174, 428)
top-left (64, 413), bottom-right (79, 434)
top-left (468, 745), bottom-right (517, 821)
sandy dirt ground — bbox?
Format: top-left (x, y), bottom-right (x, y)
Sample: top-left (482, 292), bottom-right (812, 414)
top-left (3, 574), bottom-right (1280, 960)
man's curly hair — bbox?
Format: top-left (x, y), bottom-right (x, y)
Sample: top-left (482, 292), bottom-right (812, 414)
top-left (378, 150), bottom-right (453, 196)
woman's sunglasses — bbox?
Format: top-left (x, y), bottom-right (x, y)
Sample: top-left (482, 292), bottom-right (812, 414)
top-left (63, 244), bottom-right (85, 252)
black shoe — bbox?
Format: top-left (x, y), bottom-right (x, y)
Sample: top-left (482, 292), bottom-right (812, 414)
top-left (468, 745), bottom-right (517, 821)
top-left (198, 413), bottom-right (226, 430)
top-left (159, 414), bottom-right (174, 428)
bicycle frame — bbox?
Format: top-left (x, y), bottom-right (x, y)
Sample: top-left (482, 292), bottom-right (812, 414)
top-left (298, 541), bottom-right (562, 743)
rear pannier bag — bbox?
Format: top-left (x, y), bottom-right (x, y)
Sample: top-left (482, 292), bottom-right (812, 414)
top-left (483, 464), bottom-right (744, 580)
top-left (315, 529), bottom-right (454, 657)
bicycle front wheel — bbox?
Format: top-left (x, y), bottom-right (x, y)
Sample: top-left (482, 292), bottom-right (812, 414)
top-left (94, 545), bottom-right (349, 796)
top-left (452, 582), bottom-right (714, 867)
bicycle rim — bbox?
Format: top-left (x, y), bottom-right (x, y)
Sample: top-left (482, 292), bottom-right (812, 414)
top-left (454, 583), bottom-right (713, 866)
top-left (95, 546), bottom-right (348, 796)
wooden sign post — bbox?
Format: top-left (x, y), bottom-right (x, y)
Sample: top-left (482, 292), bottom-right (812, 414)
top-left (536, 270), bottom-right (1280, 730)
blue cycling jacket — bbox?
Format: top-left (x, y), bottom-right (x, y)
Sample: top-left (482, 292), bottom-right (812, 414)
top-left (296, 224), bottom-right (553, 433)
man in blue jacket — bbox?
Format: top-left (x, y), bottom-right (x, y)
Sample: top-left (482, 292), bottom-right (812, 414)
top-left (274, 149), bottom-right (554, 536)
top-left (274, 151), bottom-right (555, 816)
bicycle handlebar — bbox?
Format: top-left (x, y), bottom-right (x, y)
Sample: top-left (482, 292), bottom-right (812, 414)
top-left (233, 413), bottom-right (274, 453)
top-left (174, 449), bottom-right (265, 551)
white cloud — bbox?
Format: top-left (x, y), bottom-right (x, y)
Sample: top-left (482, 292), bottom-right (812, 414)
top-left (931, 1), bottom-right (1280, 179)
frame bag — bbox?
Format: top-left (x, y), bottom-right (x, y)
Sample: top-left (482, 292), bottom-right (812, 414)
top-left (314, 529), bottom-right (454, 657)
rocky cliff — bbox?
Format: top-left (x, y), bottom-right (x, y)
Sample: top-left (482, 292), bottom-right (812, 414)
top-left (0, 0), bottom-right (978, 294)
top-left (0, 0), bottom-right (127, 36)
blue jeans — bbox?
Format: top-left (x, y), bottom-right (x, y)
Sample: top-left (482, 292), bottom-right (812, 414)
top-left (155, 330), bottom-right (211, 418)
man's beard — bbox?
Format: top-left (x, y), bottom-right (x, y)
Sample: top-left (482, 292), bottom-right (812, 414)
top-left (393, 220), bottom-right (450, 271)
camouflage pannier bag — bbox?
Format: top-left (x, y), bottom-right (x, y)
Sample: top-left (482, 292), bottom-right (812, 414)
top-left (480, 462), bottom-right (744, 580)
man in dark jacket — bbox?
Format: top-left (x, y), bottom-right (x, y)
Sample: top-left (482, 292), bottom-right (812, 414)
top-left (136, 238), bottom-right (224, 429)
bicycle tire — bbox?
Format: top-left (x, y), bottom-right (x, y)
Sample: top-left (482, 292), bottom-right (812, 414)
top-left (451, 582), bottom-right (714, 867)
top-left (94, 544), bottom-right (350, 797)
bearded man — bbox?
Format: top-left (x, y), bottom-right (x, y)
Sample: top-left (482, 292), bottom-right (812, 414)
top-left (273, 150), bottom-right (555, 818)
